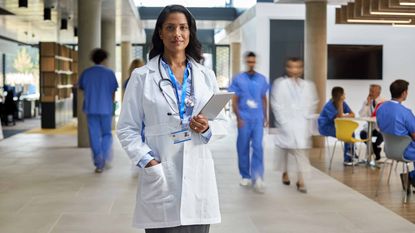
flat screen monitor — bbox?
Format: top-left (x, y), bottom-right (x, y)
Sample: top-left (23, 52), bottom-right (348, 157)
top-left (327, 44), bottom-right (383, 80)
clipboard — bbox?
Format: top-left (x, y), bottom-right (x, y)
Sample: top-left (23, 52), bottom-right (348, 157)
top-left (198, 92), bottom-right (234, 120)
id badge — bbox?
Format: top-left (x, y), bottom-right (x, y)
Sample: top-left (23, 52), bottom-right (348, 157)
top-left (246, 99), bottom-right (258, 109)
top-left (170, 128), bottom-right (192, 144)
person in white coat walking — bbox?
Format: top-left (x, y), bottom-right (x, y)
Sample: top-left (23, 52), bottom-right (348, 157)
top-left (117, 5), bottom-right (228, 233)
top-left (271, 58), bottom-right (318, 193)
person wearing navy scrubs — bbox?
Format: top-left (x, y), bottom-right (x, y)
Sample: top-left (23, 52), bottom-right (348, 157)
top-left (228, 51), bottom-right (269, 193)
top-left (376, 79), bottom-right (415, 188)
top-left (78, 48), bottom-right (118, 173)
top-left (318, 87), bottom-right (357, 166)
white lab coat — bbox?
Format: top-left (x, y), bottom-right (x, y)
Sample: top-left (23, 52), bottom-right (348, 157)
top-left (358, 96), bottom-right (386, 131)
top-left (271, 77), bottom-right (319, 149)
top-left (117, 55), bottom-right (228, 229)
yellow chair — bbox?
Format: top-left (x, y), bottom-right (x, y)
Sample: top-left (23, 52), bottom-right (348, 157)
top-left (329, 118), bottom-right (369, 171)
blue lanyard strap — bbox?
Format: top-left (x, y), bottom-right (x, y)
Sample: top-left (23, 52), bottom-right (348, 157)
top-left (165, 61), bottom-right (191, 121)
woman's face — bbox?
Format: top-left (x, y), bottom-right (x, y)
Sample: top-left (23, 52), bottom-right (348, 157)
top-left (159, 12), bottom-right (190, 55)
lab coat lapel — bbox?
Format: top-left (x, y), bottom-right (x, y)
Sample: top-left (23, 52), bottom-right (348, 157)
top-left (149, 55), bottom-right (178, 109)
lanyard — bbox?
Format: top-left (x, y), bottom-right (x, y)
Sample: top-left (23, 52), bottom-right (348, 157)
top-left (246, 72), bottom-right (257, 99)
top-left (165, 62), bottom-right (191, 122)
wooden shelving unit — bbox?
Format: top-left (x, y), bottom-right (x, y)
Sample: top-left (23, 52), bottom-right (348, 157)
top-left (40, 42), bottom-right (77, 128)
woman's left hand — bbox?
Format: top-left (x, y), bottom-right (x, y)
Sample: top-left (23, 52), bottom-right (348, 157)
top-left (190, 114), bottom-right (209, 133)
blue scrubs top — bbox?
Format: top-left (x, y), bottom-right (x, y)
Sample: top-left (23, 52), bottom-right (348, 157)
top-left (228, 72), bottom-right (269, 121)
top-left (376, 101), bottom-right (415, 157)
top-left (318, 100), bottom-right (352, 137)
top-left (78, 65), bottom-right (118, 115)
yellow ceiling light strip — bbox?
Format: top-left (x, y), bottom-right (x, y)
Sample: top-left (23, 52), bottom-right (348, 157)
top-left (371, 11), bottom-right (415, 16)
top-left (347, 18), bottom-right (413, 23)
top-left (400, 2), bottom-right (415, 6)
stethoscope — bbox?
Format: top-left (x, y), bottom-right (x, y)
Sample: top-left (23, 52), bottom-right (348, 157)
top-left (157, 56), bottom-right (195, 116)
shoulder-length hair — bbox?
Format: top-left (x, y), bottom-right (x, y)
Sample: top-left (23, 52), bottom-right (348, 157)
top-left (149, 5), bottom-right (203, 63)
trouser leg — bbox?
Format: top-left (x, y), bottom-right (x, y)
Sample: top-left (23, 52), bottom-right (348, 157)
top-left (237, 122), bottom-right (252, 179)
top-left (87, 114), bottom-right (104, 169)
top-left (145, 225), bottom-right (210, 233)
top-left (100, 114), bottom-right (113, 164)
top-left (250, 120), bottom-right (264, 180)
top-left (372, 130), bottom-right (383, 160)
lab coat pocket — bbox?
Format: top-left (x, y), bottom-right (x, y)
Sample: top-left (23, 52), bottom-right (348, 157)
top-left (195, 157), bottom-right (217, 199)
top-left (140, 163), bottom-right (173, 204)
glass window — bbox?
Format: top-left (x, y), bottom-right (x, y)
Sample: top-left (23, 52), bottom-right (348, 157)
top-left (4, 46), bottom-right (39, 96)
top-left (215, 45), bottom-right (230, 89)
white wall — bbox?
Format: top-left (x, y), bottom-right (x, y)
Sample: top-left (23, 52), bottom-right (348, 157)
top-left (226, 3), bottom-right (415, 113)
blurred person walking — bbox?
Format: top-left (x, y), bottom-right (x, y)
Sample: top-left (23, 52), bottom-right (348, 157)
top-left (124, 58), bottom-right (145, 90)
top-left (271, 58), bottom-right (318, 193)
top-left (78, 48), bottom-right (118, 173)
top-left (228, 51), bottom-right (269, 193)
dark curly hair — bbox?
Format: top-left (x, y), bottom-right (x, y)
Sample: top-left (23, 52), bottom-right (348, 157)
top-left (149, 5), bottom-right (203, 63)
top-left (90, 48), bottom-right (108, 64)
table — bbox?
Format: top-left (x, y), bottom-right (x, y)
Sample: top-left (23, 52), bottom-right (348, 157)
top-left (353, 117), bottom-right (378, 167)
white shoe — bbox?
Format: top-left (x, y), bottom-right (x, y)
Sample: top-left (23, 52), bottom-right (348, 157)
top-left (253, 179), bottom-right (265, 193)
top-left (239, 178), bottom-right (252, 187)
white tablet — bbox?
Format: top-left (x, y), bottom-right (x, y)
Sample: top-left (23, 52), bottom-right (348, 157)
top-left (198, 92), bottom-right (234, 120)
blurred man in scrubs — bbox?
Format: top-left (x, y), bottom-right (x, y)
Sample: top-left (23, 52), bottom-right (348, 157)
top-left (229, 51), bottom-right (269, 193)
top-left (79, 48), bottom-right (118, 173)
top-left (376, 79), bottom-right (415, 190)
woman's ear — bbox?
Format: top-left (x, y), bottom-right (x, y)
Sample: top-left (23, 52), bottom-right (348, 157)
top-left (159, 30), bottom-right (163, 40)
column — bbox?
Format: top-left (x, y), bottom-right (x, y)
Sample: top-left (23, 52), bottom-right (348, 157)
top-left (305, 1), bottom-right (327, 148)
top-left (230, 42), bottom-right (241, 77)
top-left (102, 19), bottom-right (116, 129)
top-left (121, 41), bottom-right (132, 98)
top-left (77, 0), bottom-right (102, 147)
top-left (101, 19), bottom-right (116, 70)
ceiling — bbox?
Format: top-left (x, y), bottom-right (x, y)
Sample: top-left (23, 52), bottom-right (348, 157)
top-left (335, 0), bottom-right (415, 26)
top-left (0, 0), bottom-right (144, 45)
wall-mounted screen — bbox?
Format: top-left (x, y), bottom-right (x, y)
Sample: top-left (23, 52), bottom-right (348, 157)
top-left (327, 45), bottom-right (383, 80)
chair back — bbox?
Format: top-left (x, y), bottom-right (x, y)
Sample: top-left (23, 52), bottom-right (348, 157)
top-left (382, 133), bottom-right (412, 162)
top-left (334, 118), bottom-right (359, 143)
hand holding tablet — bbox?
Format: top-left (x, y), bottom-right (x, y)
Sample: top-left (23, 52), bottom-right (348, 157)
top-left (197, 92), bottom-right (234, 120)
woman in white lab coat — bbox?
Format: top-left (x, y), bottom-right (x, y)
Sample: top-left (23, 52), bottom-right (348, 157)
top-left (271, 58), bottom-right (318, 193)
top-left (117, 5), bottom-right (227, 233)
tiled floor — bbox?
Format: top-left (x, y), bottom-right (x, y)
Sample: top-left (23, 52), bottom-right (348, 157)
top-left (0, 129), bottom-right (414, 233)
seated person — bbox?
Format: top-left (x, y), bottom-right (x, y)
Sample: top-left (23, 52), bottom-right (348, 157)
top-left (318, 87), bottom-right (356, 166)
top-left (358, 84), bottom-right (386, 161)
top-left (376, 79), bottom-right (415, 188)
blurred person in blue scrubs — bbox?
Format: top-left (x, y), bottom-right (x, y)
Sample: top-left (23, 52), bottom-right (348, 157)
top-left (229, 51), bottom-right (269, 193)
top-left (78, 48), bottom-right (118, 173)
top-left (376, 79), bottom-right (415, 190)
top-left (318, 87), bottom-right (357, 166)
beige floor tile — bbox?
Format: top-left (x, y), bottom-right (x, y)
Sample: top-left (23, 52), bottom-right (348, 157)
top-left (0, 213), bottom-right (60, 233)
top-left (0, 130), bottom-right (414, 233)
